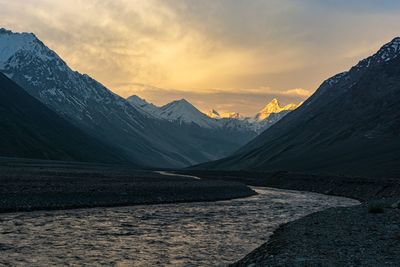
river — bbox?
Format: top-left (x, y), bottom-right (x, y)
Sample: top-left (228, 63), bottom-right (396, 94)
top-left (0, 187), bottom-right (358, 266)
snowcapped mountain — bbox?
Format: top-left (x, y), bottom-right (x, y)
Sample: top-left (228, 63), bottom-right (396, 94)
top-left (207, 109), bottom-right (221, 119)
top-left (0, 29), bottom-right (55, 69)
top-left (0, 28), bottom-right (255, 167)
top-left (207, 99), bottom-right (300, 133)
top-left (159, 99), bottom-right (221, 129)
top-left (254, 98), bottom-right (299, 121)
top-left (126, 95), bottom-right (297, 134)
top-left (126, 95), bottom-right (161, 118)
top-left (207, 109), bottom-right (242, 119)
top-left (127, 96), bottom-right (223, 129)
top-left (248, 99), bottom-right (300, 132)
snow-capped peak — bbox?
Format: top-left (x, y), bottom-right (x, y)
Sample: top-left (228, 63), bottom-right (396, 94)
top-left (261, 98), bottom-right (280, 112)
top-left (223, 112), bottom-right (242, 119)
top-left (0, 28), bottom-right (60, 69)
top-left (126, 95), bottom-right (161, 118)
top-left (160, 99), bottom-right (220, 129)
top-left (169, 98), bottom-right (191, 106)
top-left (355, 37), bottom-right (400, 70)
top-left (207, 109), bottom-right (221, 118)
top-left (127, 95), bottom-right (149, 107)
top-left (161, 99), bottom-right (196, 113)
top-left (207, 109), bottom-right (242, 119)
top-left (254, 98), bottom-right (297, 121)
top-left (374, 37), bottom-right (400, 62)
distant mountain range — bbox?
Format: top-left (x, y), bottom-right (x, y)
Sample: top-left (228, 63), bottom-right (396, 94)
top-left (0, 28), bottom-right (261, 167)
top-left (208, 98), bottom-right (301, 133)
top-left (127, 95), bottom-right (300, 134)
top-left (0, 72), bottom-right (128, 163)
top-left (195, 37), bottom-right (400, 178)
top-left (127, 96), bottom-right (221, 129)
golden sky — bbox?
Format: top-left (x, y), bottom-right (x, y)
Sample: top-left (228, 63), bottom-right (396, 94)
top-left (1, 0), bottom-right (400, 115)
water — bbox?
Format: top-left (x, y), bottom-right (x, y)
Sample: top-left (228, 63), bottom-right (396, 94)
top-left (0, 187), bottom-right (358, 266)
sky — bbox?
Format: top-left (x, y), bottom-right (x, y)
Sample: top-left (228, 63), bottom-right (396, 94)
top-left (1, 0), bottom-right (400, 115)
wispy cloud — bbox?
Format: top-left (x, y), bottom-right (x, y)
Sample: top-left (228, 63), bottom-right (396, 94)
top-left (1, 0), bottom-right (399, 114)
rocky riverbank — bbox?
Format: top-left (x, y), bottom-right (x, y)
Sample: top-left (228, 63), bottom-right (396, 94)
top-left (0, 158), bottom-right (256, 213)
top-left (231, 200), bottom-right (400, 266)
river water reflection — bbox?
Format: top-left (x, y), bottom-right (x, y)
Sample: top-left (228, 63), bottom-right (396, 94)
top-left (0, 187), bottom-right (358, 266)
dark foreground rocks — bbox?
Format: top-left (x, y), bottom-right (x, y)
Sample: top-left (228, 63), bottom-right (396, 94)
top-left (231, 201), bottom-right (400, 267)
top-left (0, 158), bottom-right (255, 213)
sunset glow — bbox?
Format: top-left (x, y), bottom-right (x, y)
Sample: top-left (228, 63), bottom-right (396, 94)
top-left (1, 0), bottom-right (400, 114)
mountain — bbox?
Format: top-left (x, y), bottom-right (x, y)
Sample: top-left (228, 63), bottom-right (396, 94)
top-left (195, 37), bottom-right (400, 178)
top-left (207, 109), bottom-right (242, 119)
top-left (0, 72), bottom-right (127, 163)
top-left (253, 98), bottom-right (298, 121)
top-left (127, 95), bottom-right (293, 134)
top-left (249, 110), bottom-right (292, 133)
top-left (207, 109), bottom-right (221, 119)
top-left (0, 28), bottom-right (255, 168)
top-left (127, 95), bottom-right (258, 154)
top-left (159, 99), bottom-right (221, 129)
top-left (248, 99), bottom-right (299, 133)
top-left (128, 95), bottom-right (258, 132)
top-left (126, 95), bottom-right (161, 118)
top-left (128, 96), bottom-right (222, 127)
top-left (207, 99), bottom-right (300, 134)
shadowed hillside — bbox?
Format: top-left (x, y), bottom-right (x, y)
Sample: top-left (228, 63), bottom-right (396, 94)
top-left (0, 72), bottom-right (129, 163)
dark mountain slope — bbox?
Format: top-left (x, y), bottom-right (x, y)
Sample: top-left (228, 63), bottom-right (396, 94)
top-left (195, 38), bottom-right (400, 177)
top-left (0, 72), bottom-right (129, 163)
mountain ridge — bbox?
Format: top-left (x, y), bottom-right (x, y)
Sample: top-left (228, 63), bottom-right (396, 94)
top-left (159, 99), bottom-right (221, 129)
top-left (127, 94), bottom-right (300, 134)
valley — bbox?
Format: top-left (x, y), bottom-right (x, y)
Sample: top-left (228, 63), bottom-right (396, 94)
top-left (0, 5), bottom-right (400, 266)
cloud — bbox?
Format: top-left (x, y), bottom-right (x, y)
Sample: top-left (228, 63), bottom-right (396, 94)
top-left (1, 0), bottom-right (400, 113)
top-left (282, 88), bottom-right (311, 97)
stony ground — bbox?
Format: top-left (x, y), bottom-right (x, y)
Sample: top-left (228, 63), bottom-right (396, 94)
top-left (0, 158), bottom-right (255, 213)
top-left (231, 200), bottom-right (400, 267)
top-left (180, 170), bottom-right (400, 201)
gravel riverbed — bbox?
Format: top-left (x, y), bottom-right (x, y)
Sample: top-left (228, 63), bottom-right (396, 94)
top-left (232, 200), bottom-right (400, 267)
top-left (0, 159), bottom-right (256, 213)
